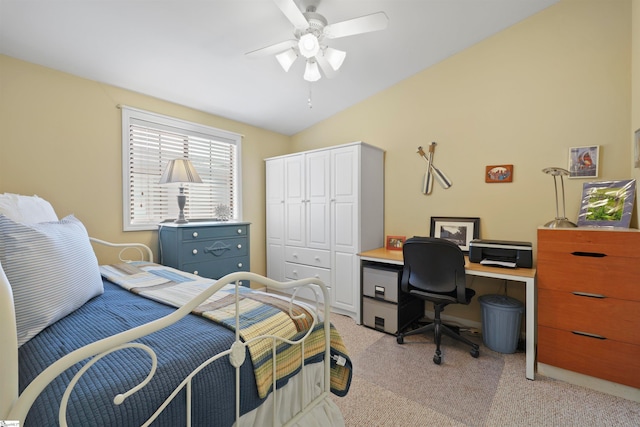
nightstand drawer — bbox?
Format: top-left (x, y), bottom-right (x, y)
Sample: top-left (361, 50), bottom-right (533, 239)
top-left (538, 288), bottom-right (640, 344)
top-left (180, 237), bottom-right (248, 262)
top-left (180, 224), bottom-right (248, 241)
top-left (538, 326), bottom-right (640, 388)
top-left (284, 246), bottom-right (330, 269)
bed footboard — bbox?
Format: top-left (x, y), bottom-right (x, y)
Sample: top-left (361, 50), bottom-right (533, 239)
top-left (2, 240), bottom-right (344, 426)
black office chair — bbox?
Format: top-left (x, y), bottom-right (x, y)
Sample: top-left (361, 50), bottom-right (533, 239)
top-left (396, 236), bottom-right (480, 364)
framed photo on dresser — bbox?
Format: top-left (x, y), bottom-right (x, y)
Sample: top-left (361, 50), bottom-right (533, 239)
top-left (429, 217), bottom-right (480, 253)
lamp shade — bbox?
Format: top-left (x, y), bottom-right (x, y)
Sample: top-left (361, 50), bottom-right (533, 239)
top-left (159, 159), bottom-right (203, 184)
top-left (276, 48), bottom-right (298, 72)
top-left (298, 33), bottom-right (320, 58)
top-left (304, 60), bottom-right (321, 82)
top-left (324, 47), bottom-right (346, 71)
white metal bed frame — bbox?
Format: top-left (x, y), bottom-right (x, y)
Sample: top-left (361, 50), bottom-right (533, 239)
top-left (0, 239), bottom-right (341, 426)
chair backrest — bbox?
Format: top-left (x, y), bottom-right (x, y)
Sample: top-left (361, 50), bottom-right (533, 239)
top-left (402, 236), bottom-right (467, 302)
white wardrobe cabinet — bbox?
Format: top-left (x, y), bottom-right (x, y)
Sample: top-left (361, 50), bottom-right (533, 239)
top-left (265, 142), bottom-right (384, 322)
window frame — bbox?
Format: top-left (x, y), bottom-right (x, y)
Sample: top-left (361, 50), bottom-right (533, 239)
top-left (121, 106), bottom-right (242, 231)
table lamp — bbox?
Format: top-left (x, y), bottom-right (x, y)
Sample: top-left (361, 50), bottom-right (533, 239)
top-left (159, 158), bottom-right (202, 223)
top-left (542, 167), bottom-right (577, 228)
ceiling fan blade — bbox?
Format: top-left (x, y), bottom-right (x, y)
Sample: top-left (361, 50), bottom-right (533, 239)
top-left (246, 39), bottom-right (297, 57)
top-left (274, 0), bottom-right (309, 31)
top-left (323, 12), bottom-right (389, 39)
top-left (316, 54), bottom-right (338, 79)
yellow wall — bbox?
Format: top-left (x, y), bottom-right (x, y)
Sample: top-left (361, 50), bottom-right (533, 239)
top-left (0, 55), bottom-right (292, 273)
top-left (292, 0), bottom-right (633, 321)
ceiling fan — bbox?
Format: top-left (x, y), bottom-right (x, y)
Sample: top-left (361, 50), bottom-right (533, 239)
top-left (247, 0), bottom-right (389, 82)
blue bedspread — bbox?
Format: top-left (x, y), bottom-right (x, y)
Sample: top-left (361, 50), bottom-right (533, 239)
top-left (18, 280), bottom-right (264, 426)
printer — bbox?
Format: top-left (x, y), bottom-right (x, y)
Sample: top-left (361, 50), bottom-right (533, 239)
top-left (468, 239), bottom-right (532, 268)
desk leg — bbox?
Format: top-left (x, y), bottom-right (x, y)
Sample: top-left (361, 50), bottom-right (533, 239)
top-left (525, 277), bottom-right (535, 380)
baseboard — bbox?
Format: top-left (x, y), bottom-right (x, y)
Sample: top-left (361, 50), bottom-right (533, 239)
top-left (537, 363), bottom-right (640, 403)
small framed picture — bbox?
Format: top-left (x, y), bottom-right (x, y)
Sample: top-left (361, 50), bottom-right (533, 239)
top-left (429, 217), bottom-right (480, 253)
top-left (568, 145), bottom-right (599, 178)
top-left (386, 236), bottom-right (406, 250)
top-left (634, 128), bottom-right (640, 169)
top-left (485, 164), bottom-right (513, 183)
top-left (577, 179), bottom-right (636, 228)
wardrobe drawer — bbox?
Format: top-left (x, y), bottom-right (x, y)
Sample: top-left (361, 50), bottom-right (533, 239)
top-left (538, 289), bottom-right (640, 344)
top-left (284, 262), bottom-right (331, 284)
top-left (284, 246), bottom-right (330, 269)
top-left (180, 224), bottom-right (248, 241)
top-left (538, 326), bottom-right (640, 389)
top-left (362, 266), bottom-right (400, 303)
top-left (179, 237), bottom-right (248, 262)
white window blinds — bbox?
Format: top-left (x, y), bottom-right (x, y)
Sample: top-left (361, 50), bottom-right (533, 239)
top-left (121, 106), bottom-right (242, 231)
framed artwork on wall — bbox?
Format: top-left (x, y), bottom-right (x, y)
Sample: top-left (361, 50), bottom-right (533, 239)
top-left (635, 128), bottom-right (640, 169)
top-left (568, 145), bottom-right (599, 178)
top-left (485, 164), bottom-right (513, 183)
top-left (429, 217), bottom-right (480, 253)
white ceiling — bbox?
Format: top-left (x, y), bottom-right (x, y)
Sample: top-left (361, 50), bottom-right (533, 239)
top-left (0, 0), bottom-right (558, 136)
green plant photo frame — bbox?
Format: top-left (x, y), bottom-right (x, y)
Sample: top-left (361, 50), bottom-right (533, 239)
top-left (577, 179), bottom-right (636, 228)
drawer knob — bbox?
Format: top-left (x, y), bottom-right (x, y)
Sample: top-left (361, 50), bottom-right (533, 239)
top-left (314, 256), bottom-right (320, 261)
top-left (192, 249), bottom-right (198, 255)
top-left (292, 270), bottom-right (298, 276)
top-left (314, 274), bottom-right (320, 278)
top-left (237, 244), bottom-right (242, 249)
top-left (237, 262), bottom-right (243, 268)
top-left (237, 229), bottom-right (243, 234)
top-left (192, 232), bottom-right (198, 238)
top-left (193, 271), bottom-right (199, 275)
top-left (292, 253), bottom-right (298, 258)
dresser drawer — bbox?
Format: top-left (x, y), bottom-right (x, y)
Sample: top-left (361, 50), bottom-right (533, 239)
top-left (183, 256), bottom-right (249, 279)
top-left (179, 237), bottom-right (248, 262)
top-left (538, 326), bottom-right (640, 388)
top-left (538, 228), bottom-right (640, 258)
top-left (538, 288), bottom-right (640, 344)
top-left (180, 224), bottom-right (248, 241)
top-left (363, 266), bottom-right (400, 303)
top-left (284, 246), bottom-right (330, 269)
top-left (284, 262), bottom-right (331, 285)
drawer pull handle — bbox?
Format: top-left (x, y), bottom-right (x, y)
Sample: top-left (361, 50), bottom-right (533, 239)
top-left (292, 270), bottom-right (298, 276)
top-left (238, 263), bottom-right (243, 268)
top-left (292, 253), bottom-right (298, 258)
top-left (571, 251), bottom-right (606, 258)
top-left (314, 256), bottom-right (320, 261)
top-left (314, 274), bottom-right (320, 278)
top-left (237, 244), bottom-right (242, 249)
top-left (237, 229), bottom-right (243, 234)
top-left (192, 232), bottom-right (198, 238)
top-left (193, 271), bottom-right (199, 275)
top-left (572, 331), bottom-right (606, 340)
top-left (192, 249), bottom-right (198, 255)
top-left (375, 286), bottom-right (385, 298)
top-left (572, 291), bottom-right (606, 299)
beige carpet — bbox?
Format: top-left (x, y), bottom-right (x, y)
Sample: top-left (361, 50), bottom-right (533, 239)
top-left (329, 314), bottom-right (640, 426)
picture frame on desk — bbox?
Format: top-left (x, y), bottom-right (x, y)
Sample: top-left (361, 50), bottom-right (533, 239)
top-left (386, 235), bottom-right (406, 250)
top-left (430, 217), bottom-right (480, 253)
top-left (577, 179), bottom-right (636, 228)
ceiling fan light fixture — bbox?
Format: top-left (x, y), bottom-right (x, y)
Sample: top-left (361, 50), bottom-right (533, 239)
top-left (276, 48), bottom-right (298, 72)
top-left (298, 33), bottom-right (320, 58)
top-left (323, 47), bottom-right (346, 71)
top-left (303, 60), bottom-right (321, 82)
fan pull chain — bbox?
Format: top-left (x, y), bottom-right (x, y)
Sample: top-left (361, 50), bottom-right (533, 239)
top-left (308, 83), bottom-right (313, 109)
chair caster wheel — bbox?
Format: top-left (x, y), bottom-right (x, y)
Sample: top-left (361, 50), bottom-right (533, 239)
top-left (433, 355), bottom-right (442, 365)
top-left (396, 334), bottom-right (404, 344)
top-left (470, 348), bottom-right (479, 358)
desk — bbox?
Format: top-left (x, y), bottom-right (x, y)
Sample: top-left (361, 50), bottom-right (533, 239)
top-left (358, 247), bottom-right (537, 380)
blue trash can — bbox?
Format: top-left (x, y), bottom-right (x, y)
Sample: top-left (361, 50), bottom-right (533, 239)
top-left (479, 294), bottom-right (524, 354)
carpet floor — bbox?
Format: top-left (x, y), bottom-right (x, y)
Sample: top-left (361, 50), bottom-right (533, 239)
top-left (329, 314), bottom-right (640, 426)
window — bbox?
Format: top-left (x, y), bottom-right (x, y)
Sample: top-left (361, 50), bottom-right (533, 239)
top-left (121, 106), bottom-right (242, 231)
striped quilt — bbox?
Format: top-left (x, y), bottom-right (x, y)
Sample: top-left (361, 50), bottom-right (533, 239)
top-left (100, 262), bottom-right (351, 398)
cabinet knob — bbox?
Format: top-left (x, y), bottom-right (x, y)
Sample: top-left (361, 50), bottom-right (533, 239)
top-left (314, 274), bottom-right (320, 278)
top-left (192, 249), bottom-right (198, 255)
top-left (314, 256), bottom-right (320, 261)
top-left (193, 271), bottom-right (199, 275)
top-left (237, 229), bottom-right (243, 234)
top-left (237, 262), bottom-right (243, 268)
top-left (192, 232), bottom-right (198, 238)
top-left (292, 253), bottom-right (298, 258)
top-left (237, 244), bottom-right (242, 249)
top-left (292, 270), bottom-right (298, 276)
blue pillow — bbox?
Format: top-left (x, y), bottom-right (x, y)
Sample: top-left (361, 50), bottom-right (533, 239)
top-left (0, 214), bottom-right (103, 347)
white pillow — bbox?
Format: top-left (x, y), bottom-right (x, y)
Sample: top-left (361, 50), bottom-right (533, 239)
top-left (0, 193), bottom-right (58, 224)
top-left (0, 214), bottom-right (103, 347)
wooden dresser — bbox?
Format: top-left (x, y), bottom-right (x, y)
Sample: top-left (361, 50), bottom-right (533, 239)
top-left (537, 228), bottom-right (640, 389)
